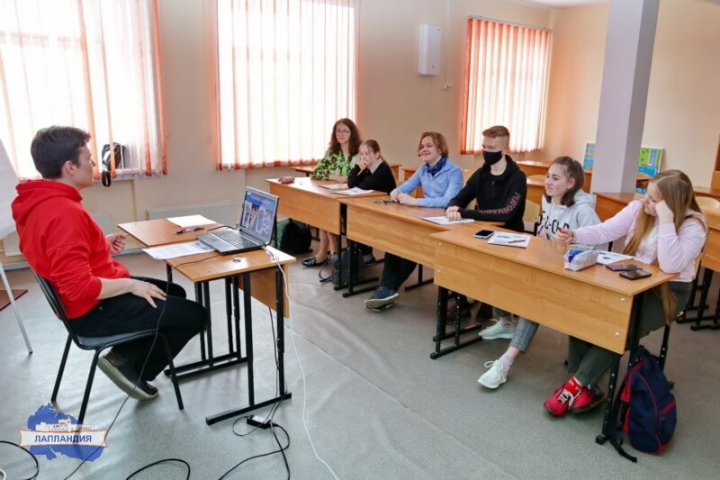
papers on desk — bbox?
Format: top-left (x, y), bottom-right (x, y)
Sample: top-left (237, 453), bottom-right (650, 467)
top-left (595, 251), bottom-right (634, 265)
top-left (143, 241), bottom-right (214, 260)
top-left (422, 216), bottom-right (474, 225)
top-left (167, 215), bottom-right (216, 228)
top-left (334, 187), bottom-right (374, 195)
top-left (488, 233), bottom-right (531, 248)
top-left (319, 183), bottom-right (349, 190)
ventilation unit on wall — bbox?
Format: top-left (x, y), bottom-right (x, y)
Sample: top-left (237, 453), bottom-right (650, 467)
top-left (418, 24), bottom-right (441, 76)
top-left (146, 201), bottom-right (237, 228)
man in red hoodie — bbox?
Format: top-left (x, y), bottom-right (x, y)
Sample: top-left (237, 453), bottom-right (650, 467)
top-left (12, 126), bottom-right (206, 401)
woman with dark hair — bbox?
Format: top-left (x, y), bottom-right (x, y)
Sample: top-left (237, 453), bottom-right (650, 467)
top-left (303, 118), bottom-right (362, 267)
top-left (347, 139), bottom-right (396, 264)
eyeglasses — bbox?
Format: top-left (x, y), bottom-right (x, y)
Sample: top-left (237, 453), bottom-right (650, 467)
top-left (336, 129), bottom-right (351, 135)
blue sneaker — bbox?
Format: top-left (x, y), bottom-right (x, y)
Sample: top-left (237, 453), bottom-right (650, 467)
top-left (365, 287), bottom-right (398, 310)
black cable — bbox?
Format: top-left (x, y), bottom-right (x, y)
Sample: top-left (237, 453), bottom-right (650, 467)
top-left (0, 440), bottom-right (40, 480)
top-left (217, 423), bottom-right (290, 480)
top-left (125, 458), bottom-right (191, 479)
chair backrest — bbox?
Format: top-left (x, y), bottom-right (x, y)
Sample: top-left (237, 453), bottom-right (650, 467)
top-left (462, 169), bottom-right (476, 209)
top-left (32, 271), bottom-right (69, 321)
top-left (523, 199), bottom-right (541, 233)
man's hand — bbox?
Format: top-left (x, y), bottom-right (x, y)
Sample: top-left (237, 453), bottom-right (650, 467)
top-left (395, 193), bottom-right (418, 206)
top-left (129, 279), bottom-right (167, 308)
top-left (107, 233), bottom-right (127, 255)
top-left (445, 205), bottom-right (462, 221)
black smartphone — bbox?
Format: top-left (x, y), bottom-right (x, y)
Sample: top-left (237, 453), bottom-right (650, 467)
top-left (606, 263), bottom-right (641, 272)
top-left (620, 269), bottom-right (652, 280)
top-left (474, 229), bottom-right (495, 239)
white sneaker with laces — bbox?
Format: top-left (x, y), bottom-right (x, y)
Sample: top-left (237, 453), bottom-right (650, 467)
top-left (478, 319), bottom-right (516, 340)
top-left (478, 360), bottom-right (508, 389)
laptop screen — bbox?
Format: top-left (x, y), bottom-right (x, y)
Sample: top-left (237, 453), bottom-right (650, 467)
top-left (238, 187), bottom-right (279, 243)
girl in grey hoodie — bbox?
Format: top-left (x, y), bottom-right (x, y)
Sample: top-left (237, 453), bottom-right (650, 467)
top-left (477, 157), bottom-right (602, 403)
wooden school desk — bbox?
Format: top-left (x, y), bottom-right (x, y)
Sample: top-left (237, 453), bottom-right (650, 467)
top-left (430, 228), bottom-right (675, 442)
top-left (165, 247), bottom-right (295, 424)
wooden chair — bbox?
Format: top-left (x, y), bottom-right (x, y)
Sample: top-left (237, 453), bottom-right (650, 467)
top-left (33, 272), bottom-right (184, 424)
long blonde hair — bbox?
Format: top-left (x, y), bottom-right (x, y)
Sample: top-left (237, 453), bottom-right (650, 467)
top-left (624, 170), bottom-right (704, 323)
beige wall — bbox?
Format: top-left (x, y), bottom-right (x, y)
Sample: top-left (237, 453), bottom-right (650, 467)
top-left (543, 0), bottom-right (720, 186)
top-left (4, 0), bottom-right (720, 265)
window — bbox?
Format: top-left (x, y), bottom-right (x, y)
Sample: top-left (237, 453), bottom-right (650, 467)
top-left (0, 0), bottom-right (166, 180)
top-left (215, 0), bottom-right (357, 169)
top-left (462, 17), bottom-right (551, 153)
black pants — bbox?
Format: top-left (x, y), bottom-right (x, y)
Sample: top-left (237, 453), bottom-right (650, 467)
top-left (71, 277), bottom-right (207, 381)
top-left (380, 253), bottom-right (418, 291)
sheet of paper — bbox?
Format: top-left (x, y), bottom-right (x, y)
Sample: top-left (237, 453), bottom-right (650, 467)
top-left (595, 251), bottom-right (634, 265)
top-left (167, 215), bottom-right (217, 228)
top-left (143, 241), bottom-right (214, 260)
top-left (319, 183), bottom-right (349, 190)
top-left (487, 232), bottom-right (531, 248)
top-left (334, 187), bottom-right (374, 195)
top-left (422, 216), bottom-right (474, 225)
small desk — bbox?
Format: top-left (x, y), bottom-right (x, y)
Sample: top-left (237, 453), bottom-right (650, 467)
top-left (166, 247), bottom-right (295, 424)
top-left (517, 160), bottom-right (549, 177)
top-left (119, 219), bottom-right (223, 282)
top-left (594, 192), bottom-right (637, 221)
top-left (526, 176), bottom-right (545, 206)
top-left (430, 229), bottom-right (675, 442)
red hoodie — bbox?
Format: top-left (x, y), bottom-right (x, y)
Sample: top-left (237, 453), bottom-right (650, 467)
top-left (12, 180), bottom-right (130, 318)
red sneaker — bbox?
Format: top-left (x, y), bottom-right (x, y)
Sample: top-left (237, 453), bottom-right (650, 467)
top-left (569, 385), bottom-right (605, 414)
top-left (544, 381), bottom-right (582, 417)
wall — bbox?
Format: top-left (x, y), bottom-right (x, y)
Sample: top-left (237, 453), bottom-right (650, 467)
top-left (543, 0), bottom-right (720, 185)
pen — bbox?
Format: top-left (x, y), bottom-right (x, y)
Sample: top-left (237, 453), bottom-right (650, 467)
top-left (176, 226), bottom-right (204, 234)
top-left (508, 239), bottom-right (526, 244)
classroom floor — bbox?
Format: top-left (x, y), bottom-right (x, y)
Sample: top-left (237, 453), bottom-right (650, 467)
top-left (1, 249), bottom-right (719, 479)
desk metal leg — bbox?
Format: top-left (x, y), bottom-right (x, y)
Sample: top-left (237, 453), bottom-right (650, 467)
top-left (404, 265), bottom-right (434, 291)
top-left (206, 265), bottom-right (292, 425)
top-left (431, 287), bottom-right (483, 359)
top-left (342, 240), bottom-right (380, 298)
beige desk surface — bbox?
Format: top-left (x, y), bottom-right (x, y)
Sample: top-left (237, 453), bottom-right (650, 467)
top-left (431, 229), bottom-right (674, 354)
top-left (118, 219), bottom-right (223, 247)
top-left (340, 195), bottom-right (496, 268)
top-left (166, 246), bottom-right (295, 316)
top-left (267, 177), bottom-right (384, 234)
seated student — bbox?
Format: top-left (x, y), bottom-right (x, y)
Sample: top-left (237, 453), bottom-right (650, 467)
top-left (364, 132), bottom-right (463, 310)
top-left (347, 139), bottom-right (397, 264)
top-left (12, 126), bottom-right (207, 401)
top-left (302, 118), bottom-right (361, 268)
top-left (476, 156), bottom-right (602, 390)
top-left (546, 169), bottom-right (706, 416)
top-left (445, 125), bottom-right (526, 318)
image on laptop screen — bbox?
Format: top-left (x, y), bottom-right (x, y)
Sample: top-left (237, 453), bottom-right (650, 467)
top-left (239, 187), bottom-right (278, 244)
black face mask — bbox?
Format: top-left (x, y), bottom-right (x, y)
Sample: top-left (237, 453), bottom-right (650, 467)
top-left (482, 150), bottom-right (503, 166)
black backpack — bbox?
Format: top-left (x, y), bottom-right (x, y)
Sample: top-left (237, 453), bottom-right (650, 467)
top-left (278, 219), bottom-right (311, 255)
top-left (330, 249), bottom-right (364, 287)
top-left (608, 345), bottom-right (677, 462)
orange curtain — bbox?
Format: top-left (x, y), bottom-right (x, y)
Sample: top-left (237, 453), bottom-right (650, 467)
top-left (214, 0), bottom-right (357, 169)
top-left (0, 0), bottom-right (166, 180)
top-left (462, 17), bottom-right (551, 154)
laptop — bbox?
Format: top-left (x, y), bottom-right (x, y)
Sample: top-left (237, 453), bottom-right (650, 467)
top-left (197, 187), bottom-right (279, 255)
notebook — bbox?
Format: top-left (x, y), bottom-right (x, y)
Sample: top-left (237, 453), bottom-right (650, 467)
top-left (196, 187), bottom-right (279, 255)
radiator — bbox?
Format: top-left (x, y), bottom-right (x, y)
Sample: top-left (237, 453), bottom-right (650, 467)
top-left (146, 201), bottom-right (236, 227)
top-left (3, 213), bottom-right (114, 256)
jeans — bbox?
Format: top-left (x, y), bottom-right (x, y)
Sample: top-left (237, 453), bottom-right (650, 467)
top-left (70, 277), bottom-right (207, 381)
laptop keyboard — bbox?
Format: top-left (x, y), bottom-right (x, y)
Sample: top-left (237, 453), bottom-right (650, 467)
top-left (212, 230), bottom-right (258, 248)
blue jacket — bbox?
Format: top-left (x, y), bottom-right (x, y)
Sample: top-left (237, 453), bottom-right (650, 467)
top-left (395, 157), bottom-right (463, 208)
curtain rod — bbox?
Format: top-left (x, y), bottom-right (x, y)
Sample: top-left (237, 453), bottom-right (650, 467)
top-left (467, 15), bottom-right (551, 33)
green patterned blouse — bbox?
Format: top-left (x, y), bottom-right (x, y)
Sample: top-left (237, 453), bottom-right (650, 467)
top-left (310, 150), bottom-right (357, 180)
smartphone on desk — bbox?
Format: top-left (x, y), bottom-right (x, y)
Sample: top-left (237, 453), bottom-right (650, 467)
top-left (474, 229), bottom-right (495, 239)
top-left (606, 263), bottom-right (641, 272)
top-left (619, 269), bottom-right (652, 280)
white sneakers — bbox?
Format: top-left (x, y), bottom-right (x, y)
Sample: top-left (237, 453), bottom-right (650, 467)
top-left (477, 360), bottom-right (508, 389)
top-left (478, 319), bottom-right (516, 340)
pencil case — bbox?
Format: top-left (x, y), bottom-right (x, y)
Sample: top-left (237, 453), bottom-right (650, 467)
top-left (564, 246), bottom-right (598, 271)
